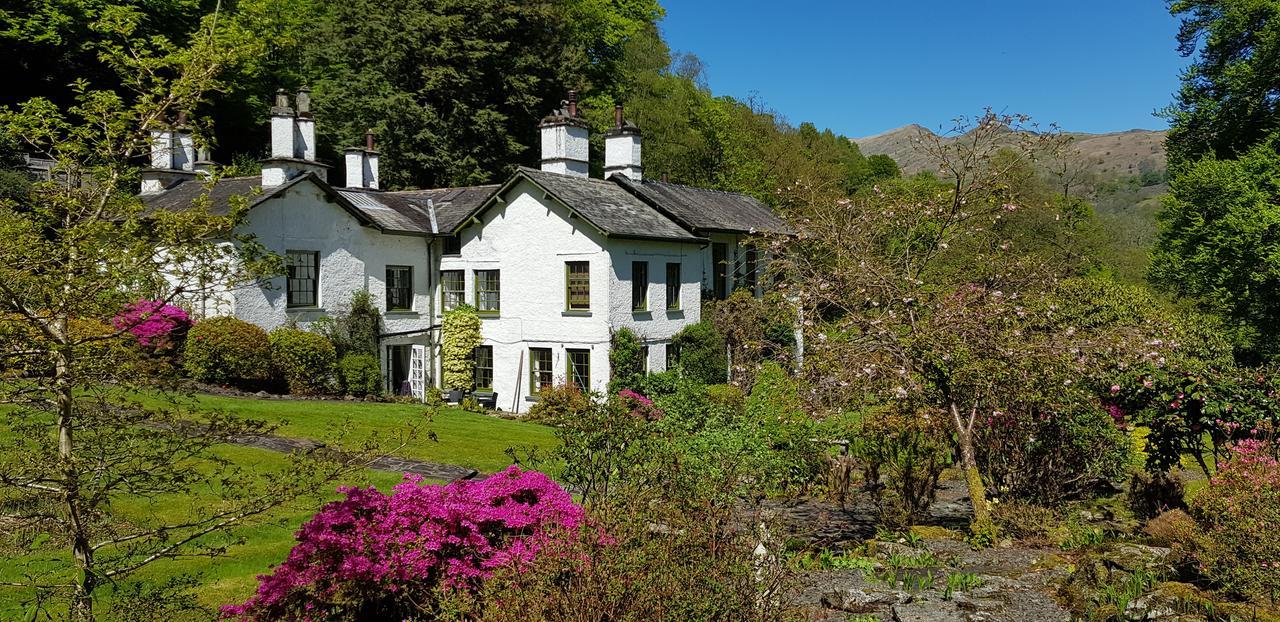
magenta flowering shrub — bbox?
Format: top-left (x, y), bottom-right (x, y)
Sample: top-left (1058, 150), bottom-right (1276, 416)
top-left (617, 389), bottom-right (663, 421)
top-left (223, 467), bottom-right (584, 621)
top-left (112, 299), bottom-right (191, 348)
top-left (1188, 439), bottom-right (1280, 602)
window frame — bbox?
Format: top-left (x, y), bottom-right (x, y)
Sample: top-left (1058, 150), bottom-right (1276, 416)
top-left (473, 345), bottom-right (494, 391)
top-left (385, 265), bottom-right (413, 311)
top-left (742, 248), bottom-right (759, 294)
top-left (640, 345), bottom-right (650, 374)
top-left (440, 269), bottom-right (464, 313)
top-left (286, 250), bottom-right (320, 308)
top-left (474, 269), bottom-right (500, 315)
top-left (529, 348), bottom-right (553, 394)
top-left (665, 343), bottom-right (680, 370)
top-left (665, 262), bottom-right (681, 310)
top-left (631, 261), bottom-right (648, 311)
top-left (566, 348), bottom-right (590, 392)
top-left (565, 261), bottom-right (590, 311)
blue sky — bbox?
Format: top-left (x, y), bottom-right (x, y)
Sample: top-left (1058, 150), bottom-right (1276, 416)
top-left (658, 1), bottom-right (1188, 137)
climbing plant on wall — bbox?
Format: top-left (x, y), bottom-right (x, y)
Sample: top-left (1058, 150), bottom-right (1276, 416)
top-left (442, 304), bottom-right (482, 392)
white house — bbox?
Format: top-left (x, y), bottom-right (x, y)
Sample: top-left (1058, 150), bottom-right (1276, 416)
top-left (141, 90), bottom-right (791, 411)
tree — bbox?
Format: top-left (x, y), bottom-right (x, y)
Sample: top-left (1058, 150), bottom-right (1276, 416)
top-left (1151, 139), bottom-right (1280, 360)
top-left (1163, 0), bottom-right (1280, 167)
top-left (0, 8), bottom-right (374, 620)
top-left (769, 111), bottom-right (1159, 530)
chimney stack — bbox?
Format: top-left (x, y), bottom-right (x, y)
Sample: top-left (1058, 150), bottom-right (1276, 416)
top-left (539, 90), bottom-right (589, 177)
top-left (141, 117), bottom-right (197, 193)
top-left (604, 104), bottom-right (642, 182)
top-left (344, 130), bottom-right (380, 190)
top-left (262, 88), bottom-right (329, 187)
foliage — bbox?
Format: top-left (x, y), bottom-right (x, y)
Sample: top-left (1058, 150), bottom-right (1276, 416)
top-left (975, 401), bottom-right (1132, 506)
top-left (112, 299), bottom-right (191, 349)
top-left (607, 327), bottom-right (644, 394)
top-left (1163, 0), bottom-right (1280, 167)
top-left (709, 290), bottom-right (796, 387)
top-left (441, 304), bottom-right (482, 392)
top-left (338, 353), bottom-right (381, 398)
top-left (184, 317), bottom-right (273, 389)
top-left (267, 327), bottom-right (336, 395)
top-left (706, 383), bottom-right (745, 415)
top-left (525, 383), bottom-right (592, 424)
top-left (854, 407), bottom-right (952, 528)
top-left (1143, 509), bottom-right (1198, 548)
top-left (767, 112), bottom-right (1161, 531)
top-left (991, 501), bottom-right (1059, 542)
top-left (669, 321), bottom-right (726, 385)
top-left (310, 289), bottom-right (382, 359)
top-left (223, 467), bottom-right (585, 621)
top-left (446, 493), bottom-right (799, 622)
top-left (1128, 470), bottom-right (1187, 521)
top-left (743, 362), bottom-right (821, 492)
top-left (1188, 439), bottom-right (1280, 602)
top-left (1150, 139), bottom-right (1280, 360)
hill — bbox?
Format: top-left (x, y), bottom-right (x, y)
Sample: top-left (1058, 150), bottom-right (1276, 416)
top-left (852, 125), bottom-right (1167, 180)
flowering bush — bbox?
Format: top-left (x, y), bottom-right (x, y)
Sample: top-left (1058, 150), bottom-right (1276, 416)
top-left (617, 388), bottom-right (663, 421)
top-left (223, 467), bottom-right (584, 621)
top-left (526, 383), bottom-right (591, 424)
top-left (112, 299), bottom-right (191, 348)
top-left (1188, 439), bottom-right (1280, 602)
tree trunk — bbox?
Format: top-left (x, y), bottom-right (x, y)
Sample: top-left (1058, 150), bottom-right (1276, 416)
top-left (54, 333), bottom-right (95, 621)
top-left (950, 401), bottom-right (992, 531)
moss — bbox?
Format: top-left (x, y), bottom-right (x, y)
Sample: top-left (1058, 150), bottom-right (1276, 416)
top-left (1156, 581), bottom-right (1280, 622)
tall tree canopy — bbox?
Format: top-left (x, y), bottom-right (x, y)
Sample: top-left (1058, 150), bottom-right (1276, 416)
top-left (1164, 0), bottom-right (1280, 167)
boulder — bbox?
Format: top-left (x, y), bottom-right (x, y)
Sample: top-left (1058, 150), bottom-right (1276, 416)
top-left (822, 587), bottom-right (909, 612)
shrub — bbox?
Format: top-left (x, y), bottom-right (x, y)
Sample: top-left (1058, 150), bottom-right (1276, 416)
top-left (1143, 509), bottom-right (1197, 547)
top-left (311, 289), bottom-right (382, 358)
top-left (744, 362), bottom-right (821, 493)
top-left (112, 299), bottom-right (191, 349)
top-left (339, 353), bottom-right (381, 397)
top-left (442, 305), bottom-right (481, 392)
top-left (992, 501), bottom-right (1059, 541)
top-left (855, 407), bottom-right (952, 529)
top-left (268, 327), bottom-right (336, 395)
top-left (526, 383), bottom-right (591, 424)
top-left (1188, 439), bottom-right (1280, 602)
top-left (706, 383), bottom-right (745, 415)
top-left (608, 327), bottom-right (645, 393)
top-left (638, 369), bottom-right (680, 399)
top-left (1129, 470), bottom-right (1186, 520)
top-left (183, 317), bottom-right (271, 388)
top-left (223, 467), bottom-right (584, 621)
top-left (976, 401), bottom-right (1132, 506)
top-left (670, 321), bottom-right (726, 385)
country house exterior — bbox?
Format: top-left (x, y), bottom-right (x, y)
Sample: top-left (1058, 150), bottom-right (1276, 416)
top-left (141, 90), bottom-right (791, 411)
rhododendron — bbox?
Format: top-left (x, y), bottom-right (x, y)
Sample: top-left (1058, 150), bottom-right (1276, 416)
top-left (223, 467), bottom-right (584, 621)
top-left (112, 299), bottom-right (191, 347)
top-left (617, 388), bottom-right (663, 421)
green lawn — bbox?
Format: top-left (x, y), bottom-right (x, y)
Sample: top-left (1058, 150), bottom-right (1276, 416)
top-left (130, 391), bottom-right (558, 473)
top-left (0, 393), bottom-right (558, 619)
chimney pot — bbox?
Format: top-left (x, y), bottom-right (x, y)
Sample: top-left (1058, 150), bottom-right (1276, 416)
top-left (274, 89), bottom-right (289, 110)
top-left (567, 90), bottom-right (578, 118)
top-left (365, 129), bottom-right (375, 151)
top-left (614, 104), bottom-right (623, 128)
top-left (296, 86), bottom-right (311, 116)
top-left (661, 172), bottom-right (669, 183)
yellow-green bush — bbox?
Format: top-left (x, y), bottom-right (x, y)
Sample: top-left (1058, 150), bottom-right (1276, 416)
top-left (268, 327), bottom-right (336, 395)
top-left (183, 317), bottom-right (272, 389)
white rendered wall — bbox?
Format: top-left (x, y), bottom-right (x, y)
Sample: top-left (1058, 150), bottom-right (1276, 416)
top-left (603, 133), bottom-right (642, 181)
top-left (606, 238), bottom-right (703, 373)
top-left (440, 179), bottom-right (615, 412)
top-left (231, 181), bottom-right (434, 344)
top-left (539, 124), bottom-right (589, 177)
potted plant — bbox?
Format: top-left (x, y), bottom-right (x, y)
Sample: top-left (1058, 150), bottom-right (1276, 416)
top-left (441, 304), bottom-right (481, 403)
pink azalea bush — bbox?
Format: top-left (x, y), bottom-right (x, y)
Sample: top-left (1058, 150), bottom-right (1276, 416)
top-left (223, 467), bottom-right (584, 621)
top-left (112, 299), bottom-right (191, 348)
top-left (1189, 439), bottom-right (1280, 602)
top-left (617, 389), bottom-right (663, 422)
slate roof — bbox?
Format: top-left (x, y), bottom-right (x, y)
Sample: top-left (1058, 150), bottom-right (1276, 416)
top-left (612, 174), bottom-right (793, 236)
top-left (140, 175), bottom-right (267, 216)
top-left (475, 167), bottom-right (701, 242)
top-left (141, 173), bottom-right (497, 236)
